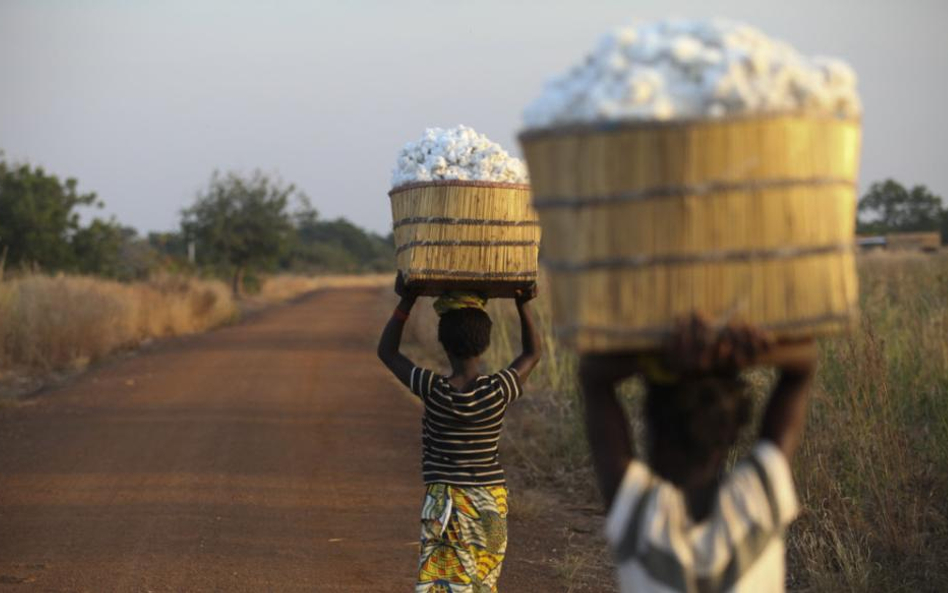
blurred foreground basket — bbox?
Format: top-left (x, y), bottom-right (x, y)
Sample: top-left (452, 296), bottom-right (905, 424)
top-left (389, 181), bottom-right (541, 297)
top-left (519, 113), bottom-right (862, 352)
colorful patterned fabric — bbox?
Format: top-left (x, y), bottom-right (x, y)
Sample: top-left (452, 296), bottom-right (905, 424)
top-left (416, 483), bottom-right (509, 593)
top-left (433, 292), bottom-right (488, 317)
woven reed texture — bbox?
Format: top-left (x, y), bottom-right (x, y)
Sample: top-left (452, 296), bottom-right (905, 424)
top-left (519, 114), bottom-right (862, 352)
top-left (389, 181), bottom-right (540, 294)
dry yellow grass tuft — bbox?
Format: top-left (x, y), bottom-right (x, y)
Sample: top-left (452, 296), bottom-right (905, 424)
top-left (0, 272), bottom-right (391, 381)
top-left (0, 273), bottom-right (237, 372)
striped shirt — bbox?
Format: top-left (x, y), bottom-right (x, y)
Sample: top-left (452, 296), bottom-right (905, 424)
top-left (606, 442), bottom-right (799, 593)
top-left (409, 366), bottom-right (523, 486)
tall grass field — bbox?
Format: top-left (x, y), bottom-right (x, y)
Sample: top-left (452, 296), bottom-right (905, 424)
top-left (475, 254), bottom-right (947, 592)
top-left (0, 272), bottom-right (389, 381)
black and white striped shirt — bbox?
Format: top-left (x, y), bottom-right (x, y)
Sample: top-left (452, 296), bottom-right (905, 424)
top-left (409, 366), bottom-right (523, 486)
top-left (606, 442), bottom-right (800, 592)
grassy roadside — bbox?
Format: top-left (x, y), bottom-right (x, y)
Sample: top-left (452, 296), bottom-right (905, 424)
top-left (0, 272), bottom-right (389, 402)
top-left (478, 253), bottom-right (948, 592)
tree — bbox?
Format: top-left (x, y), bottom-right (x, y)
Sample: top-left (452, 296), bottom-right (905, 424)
top-left (71, 218), bottom-right (126, 277)
top-left (72, 221), bottom-right (157, 280)
top-left (857, 179), bottom-right (943, 235)
top-left (181, 170), bottom-right (297, 295)
top-left (286, 199), bottom-right (394, 273)
top-left (0, 155), bottom-right (101, 270)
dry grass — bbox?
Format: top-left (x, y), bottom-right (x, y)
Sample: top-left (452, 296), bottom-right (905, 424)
top-left (787, 254), bottom-right (948, 592)
top-left (0, 273), bottom-right (236, 374)
top-left (478, 254), bottom-right (948, 592)
top-left (0, 272), bottom-right (391, 389)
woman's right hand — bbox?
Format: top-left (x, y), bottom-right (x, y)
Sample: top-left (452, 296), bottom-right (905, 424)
top-left (394, 272), bottom-right (418, 302)
top-left (514, 283), bottom-right (538, 306)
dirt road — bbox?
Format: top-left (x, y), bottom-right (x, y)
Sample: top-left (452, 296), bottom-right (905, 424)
top-left (0, 288), bottom-right (568, 592)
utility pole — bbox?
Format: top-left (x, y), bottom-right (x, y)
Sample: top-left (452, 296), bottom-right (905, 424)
top-left (0, 244), bottom-right (7, 282)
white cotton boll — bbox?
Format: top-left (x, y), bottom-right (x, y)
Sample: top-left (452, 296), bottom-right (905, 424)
top-left (522, 18), bottom-right (862, 128)
top-left (615, 27), bottom-right (638, 46)
top-left (391, 126), bottom-right (529, 188)
top-left (671, 35), bottom-right (703, 64)
top-left (624, 70), bottom-right (658, 104)
top-left (605, 51), bottom-right (628, 75)
top-left (699, 47), bottom-right (724, 66)
top-left (652, 97), bottom-right (675, 120)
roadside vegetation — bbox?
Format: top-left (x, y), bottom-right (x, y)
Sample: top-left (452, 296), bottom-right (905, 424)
top-left (478, 253), bottom-right (948, 592)
top-left (0, 154), bottom-right (393, 392)
top-left (0, 274), bottom-right (236, 373)
top-left (0, 272), bottom-right (390, 383)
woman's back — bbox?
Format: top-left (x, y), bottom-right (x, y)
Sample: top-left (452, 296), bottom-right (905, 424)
top-left (409, 367), bottom-right (522, 486)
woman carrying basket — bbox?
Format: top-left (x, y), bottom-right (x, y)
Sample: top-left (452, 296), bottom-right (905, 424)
top-left (579, 316), bottom-right (816, 593)
top-left (377, 274), bottom-right (541, 592)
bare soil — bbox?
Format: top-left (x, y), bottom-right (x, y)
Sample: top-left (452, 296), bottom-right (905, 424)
top-left (0, 287), bottom-right (611, 592)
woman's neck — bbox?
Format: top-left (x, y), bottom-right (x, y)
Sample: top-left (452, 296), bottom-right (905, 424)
top-left (447, 356), bottom-right (484, 389)
top-left (652, 448), bottom-right (725, 523)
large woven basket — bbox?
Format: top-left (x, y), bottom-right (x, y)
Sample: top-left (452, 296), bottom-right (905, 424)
top-left (519, 113), bottom-right (862, 352)
top-left (389, 180), bottom-right (541, 297)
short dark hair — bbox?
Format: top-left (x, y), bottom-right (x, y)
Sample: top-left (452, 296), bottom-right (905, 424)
top-left (438, 308), bottom-right (492, 359)
top-left (644, 374), bottom-right (752, 485)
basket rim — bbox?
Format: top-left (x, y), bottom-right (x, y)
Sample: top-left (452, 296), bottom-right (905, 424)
top-left (518, 110), bottom-right (862, 142)
top-left (388, 179), bottom-right (532, 197)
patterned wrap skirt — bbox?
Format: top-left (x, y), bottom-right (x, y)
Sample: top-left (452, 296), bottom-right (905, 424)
top-left (415, 483), bottom-right (509, 593)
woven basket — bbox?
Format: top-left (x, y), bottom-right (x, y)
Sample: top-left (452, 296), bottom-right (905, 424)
top-left (519, 113), bottom-right (862, 352)
top-left (389, 180), bottom-right (541, 297)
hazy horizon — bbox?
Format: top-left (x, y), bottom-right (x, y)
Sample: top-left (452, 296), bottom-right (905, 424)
top-left (2, 0), bottom-right (946, 235)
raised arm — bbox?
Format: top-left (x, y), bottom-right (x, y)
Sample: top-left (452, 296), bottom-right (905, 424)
top-left (376, 274), bottom-right (420, 388)
top-left (578, 353), bottom-right (640, 509)
top-left (759, 341), bottom-right (817, 462)
top-left (507, 284), bottom-right (541, 382)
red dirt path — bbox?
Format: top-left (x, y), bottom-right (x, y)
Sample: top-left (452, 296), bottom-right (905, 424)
top-left (0, 288), bottom-right (570, 592)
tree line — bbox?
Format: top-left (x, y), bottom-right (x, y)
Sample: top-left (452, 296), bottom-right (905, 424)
top-left (856, 179), bottom-right (947, 240)
top-left (0, 154), bottom-right (394, 291)
top-left (2, 153), bottom-right (944, 290)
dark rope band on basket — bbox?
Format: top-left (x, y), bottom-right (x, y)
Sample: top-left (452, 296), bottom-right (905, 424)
top-left (555, 311), bottom-right (856, 342)
top-left (396, 240), bottom-right (540, 256)
top-left (532, 177), bottom-right (856, 209)
top-left (392, 217), bottom-right (541, 229)
top-left (388, 180), bottom-right (532, 197)
top-left (406, 269), bottom-right (538, 279)
top-left (541, 242), bottom-right (853, 272)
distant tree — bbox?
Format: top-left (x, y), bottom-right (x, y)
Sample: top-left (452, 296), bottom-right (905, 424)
top-left (181, 170), bottom-right (297, 295)
top-left (857, 179), bottom-right (943, 236)
top-left (113, 228), bottom-right (160, 281)
top-left (71, 221), bottom-right (157, 280)
top-left (288, 200), bottom-right (394, 272)
top-left (0, 155), bottom-right (101, 271)
top-left (71, 218), bottom-right (126, 277)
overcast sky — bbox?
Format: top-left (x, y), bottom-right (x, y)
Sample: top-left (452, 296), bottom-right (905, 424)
top-left (1, 0), bottom-right (946, 235)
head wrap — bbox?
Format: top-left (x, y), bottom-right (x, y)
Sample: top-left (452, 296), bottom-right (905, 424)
top-left (433, 291), bottom-right (488, 317)
top-left (637, 354), bottom-right (680, 386)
